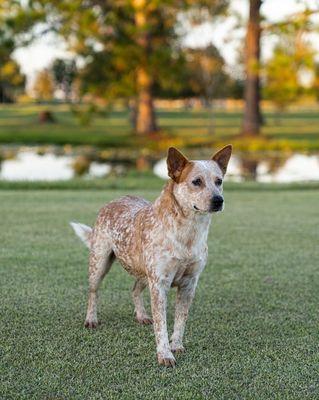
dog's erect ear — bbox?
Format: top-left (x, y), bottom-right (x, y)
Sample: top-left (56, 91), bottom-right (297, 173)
top-left (212, 144), bottom-right (232, 175)
top-left (167, 147), bottom-right (189, 182)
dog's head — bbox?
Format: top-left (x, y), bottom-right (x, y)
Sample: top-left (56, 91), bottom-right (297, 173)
top-left (167, 145), bottom-right (232, 213)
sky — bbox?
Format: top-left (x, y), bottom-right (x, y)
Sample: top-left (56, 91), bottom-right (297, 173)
top-left (13, 0), bottom-right (319, 89)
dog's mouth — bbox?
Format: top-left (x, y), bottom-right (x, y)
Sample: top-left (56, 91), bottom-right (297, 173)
top-left (193, 205), bottom-right (223, 213)
top-left (210, 207), bottom-right (223, 213)
top-left (193, 205), bottom-right (209, 213)
top-left (209, 203), bottom-right (224, 213)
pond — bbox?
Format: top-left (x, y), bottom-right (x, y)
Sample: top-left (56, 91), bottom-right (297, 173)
top-left (0, 146), bottom-right (318, 183)
top-left (0, 146), bottom-right (111, 181)
top-left (154, 153), bottom-right (319, 183)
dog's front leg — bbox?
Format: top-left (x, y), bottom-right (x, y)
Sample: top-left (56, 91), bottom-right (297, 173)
top-left (149, 279), bottom-right (176, 367)
top-left (170, 276), bottom-right (198, 353)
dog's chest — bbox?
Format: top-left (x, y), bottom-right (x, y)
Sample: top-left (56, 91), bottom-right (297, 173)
top-left (160, 217), bottom-right (210, 269)
top-left (164, 234), bottom-right (208, 286)
top-left (169, 232), bottom-right (206, 263)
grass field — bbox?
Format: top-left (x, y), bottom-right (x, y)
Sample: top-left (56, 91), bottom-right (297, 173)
top-left (1, 104), bottom-right (319, 150)
top-left (1, 186), bottom-right (319, 399)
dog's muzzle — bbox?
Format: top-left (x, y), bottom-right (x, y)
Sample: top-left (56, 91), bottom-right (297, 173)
top-left (210, 195), bottom-right (224, 212)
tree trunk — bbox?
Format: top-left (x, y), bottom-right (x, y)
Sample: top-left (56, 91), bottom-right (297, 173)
top-left (133, 0), bottom-right (158, 135)
top-left (242, 0), bottom-right (262, 136)
top-left (0, 85), bottom-right (14, 103)
top-left (136, 67), bottom-right (157, 134)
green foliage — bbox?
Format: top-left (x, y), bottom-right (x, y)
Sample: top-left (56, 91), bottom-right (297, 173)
top-left (312, 62), bottom-right (319, 101)
top-left (0, 0), bottom-right (46, 101)
top-left (0, 58), bottom-right (25, 101)
top-left (51, 58), bottom-right (77, 100)
top-left (71, 155), bottom-right (91, 176)
top-left (263, 46), bottom-right (301, 110)
top-left (263, 40), bottom-right (314, 111)
top-left (19, 0), bottom-right (228, 101)
top-left (264, 9), bottom-right (316, 111)
top-left (32, 69), bottom-right (55, 101)
top-left (70, 103), bottom-right (97, 127)
top-left (70, 103), bottom-right (109, 126)
top-left (185, 44), bottom-right (229, 101)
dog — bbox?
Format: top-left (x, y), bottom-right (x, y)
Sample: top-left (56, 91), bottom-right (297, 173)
top-left (71, 145), bottom-right (232, 367)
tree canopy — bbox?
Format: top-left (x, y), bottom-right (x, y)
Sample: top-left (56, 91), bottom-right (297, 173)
top-left (15, 0), bottom-right (229, 133)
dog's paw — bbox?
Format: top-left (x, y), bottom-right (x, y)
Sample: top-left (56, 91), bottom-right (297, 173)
top-left (136, 315), bottom-right (153, 325)
top-left (170, 343), bottom-right (185, 354)
top-left (84, 320), bottom-right (100, 329)
top-left (157, 351), bottom-right (176, 367)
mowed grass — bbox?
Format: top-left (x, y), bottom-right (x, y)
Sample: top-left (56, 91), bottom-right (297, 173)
top-left (1, 187), bottom-right (319, 399)
top-left (1, 104), bottom-right (319, 149)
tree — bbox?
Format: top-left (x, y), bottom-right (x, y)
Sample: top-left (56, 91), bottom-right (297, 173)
top-left (51, 58), bottom-right (77, 101)
top-left (313, 63), bottom-right (319, 102)
top-left (0, 1), bottom-right (17, 102)
top-left (20, 0), bottom-right (228, 135)
top-left (0, 0), bottom-right (44, 102)
top-left (132, 0), bottom-right (157, 134)
top-left (264, 9), bottom-right (315, 116)
top-left (263, 46), bottom-right (313, 117)
top-left (0, 59), bottom-right (25, 102)
top-left (33, 69), bottom-right (54, 101)
top-left (186, 44), bottom-right (228, 103)
top-left (227, 78), bottom-right (245, 99)
top-left (242, 0), bottom-right (263, 136)
top-left (241, 0), bottom-right (319, 133)
top-left (184, 44), bottom-right (229, 135)
top-left (264, 47), bottom-right (299, 113)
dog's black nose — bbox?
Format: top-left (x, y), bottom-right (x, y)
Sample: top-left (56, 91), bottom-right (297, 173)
top-left (212, 195), bottom-right (224, 205)
top-left (210, 195), bottom-right (224, 211)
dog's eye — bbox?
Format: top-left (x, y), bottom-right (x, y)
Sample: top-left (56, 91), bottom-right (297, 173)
top-left (215, 178), bottom-right (223, 186)
top-left (192, 178), bottom-right (202, 186)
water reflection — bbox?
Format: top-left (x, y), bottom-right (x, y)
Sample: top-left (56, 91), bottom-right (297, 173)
top-left (0, 146), bottom-right (318, 183)
top-left (257, 154), bottom-right (319, 183)
top-left (0, 148), bottom-right (110, 181)
top-left (154, 153), bottom-right (319, 183)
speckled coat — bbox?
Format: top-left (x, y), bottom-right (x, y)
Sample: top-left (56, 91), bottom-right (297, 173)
top-left (71, 145), bottom-right (232, 367)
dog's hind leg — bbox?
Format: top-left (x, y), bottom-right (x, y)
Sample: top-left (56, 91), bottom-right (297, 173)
top-left (85, 241), bottom-right (115, 328)
top-left (132, 279), bottom-right (152, 325)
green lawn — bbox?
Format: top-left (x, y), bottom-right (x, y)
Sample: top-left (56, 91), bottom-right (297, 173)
top-left (1, 186), bottom-right (319, 399)
top-left (1, 104), bottom-right (319, 150)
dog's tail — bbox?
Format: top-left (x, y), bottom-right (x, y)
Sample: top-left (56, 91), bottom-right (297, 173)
top-left (70, 222), bottom-right (92, 249)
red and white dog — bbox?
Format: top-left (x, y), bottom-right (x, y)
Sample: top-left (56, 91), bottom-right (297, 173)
top-left (71, 145), bottom-right (232, 367)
